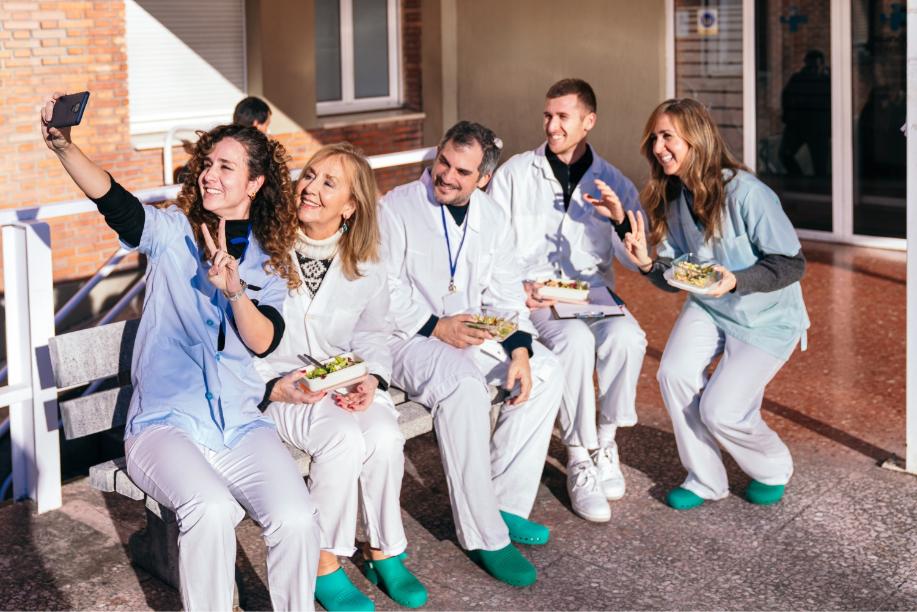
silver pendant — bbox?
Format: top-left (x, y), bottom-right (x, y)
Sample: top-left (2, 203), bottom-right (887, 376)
top-left (448, 280), bottom-right (457, 293)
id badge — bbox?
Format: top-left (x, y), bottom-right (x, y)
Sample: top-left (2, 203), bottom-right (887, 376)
top-left (442, 290), bottom-right (467, 316)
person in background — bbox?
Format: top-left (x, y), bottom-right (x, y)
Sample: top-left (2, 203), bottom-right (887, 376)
top-left (379, 121), bottom-right (563, 588)
top-left (622, 97), bottom-right (809, 511)
top-left (256, 143), bottom-right (427, 611)
top-left (41, 92), bottom-right (320, 610)
top-left (234, 95), bottom-right (272, 134)
top-left (489, 78), bottom-right (647, 523)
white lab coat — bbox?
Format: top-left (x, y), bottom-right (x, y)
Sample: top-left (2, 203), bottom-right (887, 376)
top-left (489, 144), bottom-right (647, 449)
top-left (488, 143), bottom-right (643, 288)
top-left (379, 171), bottom-right (563, 551)
top-left (255, 253), bottom-right (407, 557)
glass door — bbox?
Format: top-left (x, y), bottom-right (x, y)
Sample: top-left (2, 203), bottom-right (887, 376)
top-left (754, 0), bottom-right (832, 232)
top-left (674, 0), bottom-right (746, 162)
top-left (851, 0), bottom-right (906, 238)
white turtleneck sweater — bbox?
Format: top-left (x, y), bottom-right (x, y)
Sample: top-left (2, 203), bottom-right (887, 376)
top-left (294, 227), bottom-right (342, 298)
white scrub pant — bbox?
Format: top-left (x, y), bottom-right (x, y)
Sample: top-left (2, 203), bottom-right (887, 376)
top-left (391, 337), bottom-right (563, 551)
top-left (125, 424), bottom-right (319, 612)
top-left (530, 307), bottom-right (646, 449)
top-left (656, 303), bottom-right (794, 500)
top-left (266, 390), bottom-right (408, 557)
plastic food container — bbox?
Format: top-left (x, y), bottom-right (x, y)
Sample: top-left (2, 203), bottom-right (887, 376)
top-left (299, 353), bottom-right (368, 392)
top-left (464, 308), bottom-right (519, 341)
top-left (536, 278), bottom-right (590, 303)
top-left (665, 253), bottom-right (722, 294)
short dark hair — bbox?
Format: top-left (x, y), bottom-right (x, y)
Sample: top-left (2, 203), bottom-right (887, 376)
top-left (546, 78), bottom-right (597, 114)
top-left (232, 96), bottom-right (271, 127)
top-left (437, 120), bottom-right (503, 177)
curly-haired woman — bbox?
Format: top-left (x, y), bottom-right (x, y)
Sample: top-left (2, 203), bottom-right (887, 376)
top-left (256, 143), bottom-right (427, 611)
top-left (608, 98), bottom-right (809, 511)
top-left (41, 92), bottom-right (320, 611)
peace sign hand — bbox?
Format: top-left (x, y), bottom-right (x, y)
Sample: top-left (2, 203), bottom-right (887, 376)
top-left (201, 219), bottom-right (243, 294)
top-left (583, 179), bottom-right (626, 224)
top-left (622, 210), bottom-right (653, 273)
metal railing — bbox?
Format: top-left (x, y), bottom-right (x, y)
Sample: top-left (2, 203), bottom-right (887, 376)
top-left (0, 145), bottom-right (435, 513)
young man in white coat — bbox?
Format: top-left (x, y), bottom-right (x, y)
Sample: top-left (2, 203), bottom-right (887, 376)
top-left (379, 121), bottom-right (563, 587)
top-left (489, 79), bottom-right (647, 523)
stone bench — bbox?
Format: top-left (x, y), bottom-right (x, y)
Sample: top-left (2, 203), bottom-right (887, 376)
top-left (47, 318), bottom-right (437, 592)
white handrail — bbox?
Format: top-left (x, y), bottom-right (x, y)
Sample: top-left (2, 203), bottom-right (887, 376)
top-left (162, 124), bottom-right (219, 185)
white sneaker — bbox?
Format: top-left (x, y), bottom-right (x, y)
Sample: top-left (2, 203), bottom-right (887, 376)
top-left (593, 445), bottom-right (626, 501)
top-left (566, 460), bottom-right (611, 522)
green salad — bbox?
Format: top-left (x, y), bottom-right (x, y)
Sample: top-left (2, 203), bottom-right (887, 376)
top-left (465, 314), bottom-right (518, 340)
top-left (304, 355), bottom-right (360, 380)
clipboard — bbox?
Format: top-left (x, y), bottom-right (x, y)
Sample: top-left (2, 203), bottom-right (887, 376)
top-left (551, 287), bottom-right (626, 320)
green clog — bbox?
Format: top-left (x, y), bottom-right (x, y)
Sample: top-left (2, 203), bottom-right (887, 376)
top-left (500, 510), bottom-right (550, 545)
top-left (666, 487), bottom-right (705, 510)
top-left (364, 554), bottom-right (428, 608)
top-left (469, 543), bottom-right (537, 587)
top-left (745, 480), bottom-right (785, 505)
top-left (315, 567), bottom-right (374, 611)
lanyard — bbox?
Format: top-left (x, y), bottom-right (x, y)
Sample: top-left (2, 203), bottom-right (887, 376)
top-left (440, 204), bottom-right (469, 293)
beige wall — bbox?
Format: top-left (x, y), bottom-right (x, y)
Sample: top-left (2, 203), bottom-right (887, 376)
top-left (246, 0), bottom-right (317, 132)
top-left (451, 0), bottom-right (667, 184)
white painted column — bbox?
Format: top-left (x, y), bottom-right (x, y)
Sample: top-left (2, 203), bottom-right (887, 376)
top-left (3, 221), bottom-right (61, 512)
top-left (742, 0), bottom-right (756, 171)
top-left (906, 0), bottom-right (917, 473)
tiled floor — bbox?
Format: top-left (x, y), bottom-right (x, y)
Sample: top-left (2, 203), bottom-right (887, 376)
top-left (0, 240), bottom-right (913, 610)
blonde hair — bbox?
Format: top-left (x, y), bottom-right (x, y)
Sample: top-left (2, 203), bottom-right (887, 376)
top-left (298, 143), bottom-right (380, 280)
top-left (639, 98), bottom-right (746, 244)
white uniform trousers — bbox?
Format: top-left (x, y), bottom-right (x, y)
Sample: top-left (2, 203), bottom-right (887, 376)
top-left (530, 307), bottom-right (646, 449)
top-left (656, 303), bottom-right (794, 500)
top-left (266, 391), bottom-right (408, 557)
top-left (125, 424), bottom-right (320, 612)
top-left (392, 337), bottom-right (563, 551)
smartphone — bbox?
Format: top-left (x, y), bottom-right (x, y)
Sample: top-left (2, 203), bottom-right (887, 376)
top-left (49, 91), bottom-right (90, 128)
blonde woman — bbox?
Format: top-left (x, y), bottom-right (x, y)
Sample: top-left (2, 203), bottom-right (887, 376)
top-left (256, 144), bottom-right (427, 610)
top-left (605, 98), bottom-right (809, 510)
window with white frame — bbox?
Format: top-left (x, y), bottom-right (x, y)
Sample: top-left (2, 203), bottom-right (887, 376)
top-left (315, 0), bottom-right (402, 115)
top-left (125, 0), bottom-right (247, 137)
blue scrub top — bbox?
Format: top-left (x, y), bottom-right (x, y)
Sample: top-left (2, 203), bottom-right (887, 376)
top-left (124, 205), bottom-right (286, 451)
top-left (657, 170), bottom-right (810, 360)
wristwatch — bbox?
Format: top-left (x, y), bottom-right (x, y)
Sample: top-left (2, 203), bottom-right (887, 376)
top-left (223, 278), bottom-right (247, 302)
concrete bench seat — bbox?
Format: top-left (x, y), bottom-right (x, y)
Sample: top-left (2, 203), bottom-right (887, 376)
top-left (47, 318), bottom-right (440, 592)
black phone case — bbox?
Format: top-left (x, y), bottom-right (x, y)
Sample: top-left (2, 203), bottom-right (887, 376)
top-left (50, 92), bottom-right (90, 128)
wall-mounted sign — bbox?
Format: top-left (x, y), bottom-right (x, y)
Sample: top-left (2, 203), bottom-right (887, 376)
top-left (697, 8), bottom-right (718, 37)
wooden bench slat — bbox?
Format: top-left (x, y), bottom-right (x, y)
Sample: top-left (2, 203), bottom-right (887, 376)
top-left (48, 319), bottom-right (138, 388)
top-left (60, 385), bottom-right (132, 440)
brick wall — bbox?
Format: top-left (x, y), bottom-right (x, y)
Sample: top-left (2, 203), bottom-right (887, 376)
top-left (0, 0), bottom-right (424, 288)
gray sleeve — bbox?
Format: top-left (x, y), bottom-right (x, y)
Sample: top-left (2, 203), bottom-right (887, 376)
top-left (641, 257), bottom-right (681, 293)
top-left (733, 250), bottom-right (806, 295)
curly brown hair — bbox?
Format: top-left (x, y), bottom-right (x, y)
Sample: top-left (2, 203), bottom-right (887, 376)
top-left (171, 124), bottom-right (300, 288)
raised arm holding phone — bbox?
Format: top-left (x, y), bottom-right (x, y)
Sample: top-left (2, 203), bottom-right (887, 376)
top-left (42, 92), bottom-right (321, 611)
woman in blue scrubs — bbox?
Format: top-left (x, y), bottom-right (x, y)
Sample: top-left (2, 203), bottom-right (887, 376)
top-left (602, 98), bottom-right (809, 511)
top-left (41, 93), bottom-right (320, 610)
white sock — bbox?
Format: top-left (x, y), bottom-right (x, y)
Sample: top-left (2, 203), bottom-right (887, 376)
top-left (597, 425), bottom-right (617, 449)
top-left (566, 445), bottom-right (591, 466)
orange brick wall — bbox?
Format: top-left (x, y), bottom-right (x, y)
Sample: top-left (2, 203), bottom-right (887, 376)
top-left (0, 0), bottom-right (423, 287)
